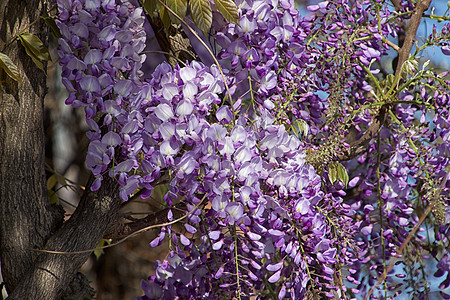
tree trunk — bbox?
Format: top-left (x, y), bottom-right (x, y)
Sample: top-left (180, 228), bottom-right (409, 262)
top-left (0, 1), bottom-right (122, 298)
top-left (0, 0), bottom-right (62, 293)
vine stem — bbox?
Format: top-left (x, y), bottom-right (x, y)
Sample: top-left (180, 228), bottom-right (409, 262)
top-left (376, 133), bottom-right (387, 296)
top-left (233, 231), bottom-right (241, 300)
top-left (0, 16), bottom-right (41, 52)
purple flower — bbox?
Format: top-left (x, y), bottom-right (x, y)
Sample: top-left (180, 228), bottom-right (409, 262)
top-left (268, 269), bottom-right (282, 283)
top-left (159, 122), bottom-right (175, 140)
top-left (56, 0), bottom-right (450, 298)
top-left (259, 71), bottom-right (277, 95)
top-left (307, 1), bottom-right (329, 13)
top-left (207, 124), bottom-right (227, 141)
top-left (240, 15), bottom-right (257, 34)
top-left (162, 83), bottom-right (179, 101)
top-left (154, 103), bottom-right (174, 122)
top-left (212, 195), bottom-right (228, 218)
top-left (98, 25), bottom-right (116, 43)
top-left (160, 140), bottom-right (179, 156)
top-left (80, 75), bottom-right (101, 94)
top-left (441, 45), bottom-right (450, 55)
top-left (101, 131), bottom-right (121, 147)
top-left (180, 66), bottom-right (197, 82)
top-left (140, 280), bottom-right (162, 299)
top-left (176, 100), bottom-right (194, 117)
top-left (216, 106), bottom-right (233, 124)
top-left (176, 154), bottom-right (198, 178)
top-left (225, 202), bottom-right (244, 225)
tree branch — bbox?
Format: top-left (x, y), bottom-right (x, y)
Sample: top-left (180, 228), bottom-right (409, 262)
top-left (338, 105), bottom-right (389, 161)
top-left (394, 0), bottom-right (432, 77)
top-left (106, 202), bottom-right (187, 241)
top-left (0, 0), bottom-right (64, 294)
top-left (339, 0), bottom-right (431, 161)
top-left (7, 176), bottom-right (122, 299)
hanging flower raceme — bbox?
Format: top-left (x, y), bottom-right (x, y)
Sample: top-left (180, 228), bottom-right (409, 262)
top-left (139, 107), bottom-right (352, 299)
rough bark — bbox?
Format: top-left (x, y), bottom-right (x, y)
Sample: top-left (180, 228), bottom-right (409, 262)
top-left (0, 0), bottom-right (63, 293)
top-left (0, 1), bottom-right (122, 299)
top-left (7, 177), bottom-right (122, 299)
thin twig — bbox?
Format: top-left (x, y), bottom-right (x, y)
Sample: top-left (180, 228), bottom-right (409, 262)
top-left (382, 37), bottom-right (400, 52)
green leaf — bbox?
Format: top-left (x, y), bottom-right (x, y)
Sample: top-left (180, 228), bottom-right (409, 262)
top-left (291, 122), bottom-right (298, 137)
top-left (19, 33), bottom-right (51, 61)
top-left (94, 239), bottom-right (112, 259)
top-left (291, 119), bottom-right (309, 139)
top-left (190, 0), bottom-right (213, 35)
top-left (47, 174), bottom-right (58, 190)
top-left (0, 52), bottom-right (22, 82)
top-left (328, 162), bottom-right (338, 185)
top-left (165, 0), bottom-right (187, 24)
top-left (142, 0), bottom-right (160, 16)
top-left (152, 184), bottom-right (170, 201)
top-left (41, 16), bottom-right (63, 38)
top-left (214, 0), bottom-right (239, 25)
top-left (56, 174), bottom-right (67, 187)
top-left (328, 161), bottom-right (349, 187)
top-left (336, 162), bottom-right (349, 187)
top-left (18, 33), bottom-right (51, 71)
top-left (385, 74), bottom-right (395, 86)
top-left (48, 190), bottom-right (59, 204)
top-left (160, 6), bottom-right (172, 31)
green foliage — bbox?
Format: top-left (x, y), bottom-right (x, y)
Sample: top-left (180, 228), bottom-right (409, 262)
top-left (18, 33), bottom-right (51, 71)
top-left (94, 239), bottom-right (112, 259)
top-left (143, 0), bottom-right (239, 35)
top-left (328, 161), bottom-right (349, 187)
top-left (47, 189), bottom-right (59, 205)
top-left (290, 119), bottom-right (309, 139)
top-left (46, 173), bottom-right (68, 205)
top-left (142, 0), bottom-right (159, 16)
top-left (214, 0), bottom-right (239, 26)
top-left (46, 174), bottom-right (59, 204)
top-left (160, 6), bottom-right (172, 29)
top-left (189, 0), bottom-right (213, 35)
top-left (151, 184), bottom-right (170, 203)
top-left (165, 0), bottom-right (187, 24)
top-left (47, 173), bottom-right (58, 190)
top-left (0, 52), bottom-right (22, 82)
top-left (42, 15), bottom-right (63, 38)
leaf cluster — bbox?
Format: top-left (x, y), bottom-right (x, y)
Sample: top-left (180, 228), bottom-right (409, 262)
top-left (142, 0), bottom-right (239, 35)
top-left (0, 33), bottom-right (51, 84)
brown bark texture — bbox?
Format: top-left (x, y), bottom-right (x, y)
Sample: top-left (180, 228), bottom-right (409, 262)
top-left (0, 0), bottom-right (60, 293)
top-left (0, 1), bottom-right (122, 299)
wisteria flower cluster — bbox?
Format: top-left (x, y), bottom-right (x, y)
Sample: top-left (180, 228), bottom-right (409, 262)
top-left (56, 0), bottom-right (150, 196)
top-left (55, 0), bottom-right (450, 298)
top-left (214, 0), bottom-right (327, 135)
